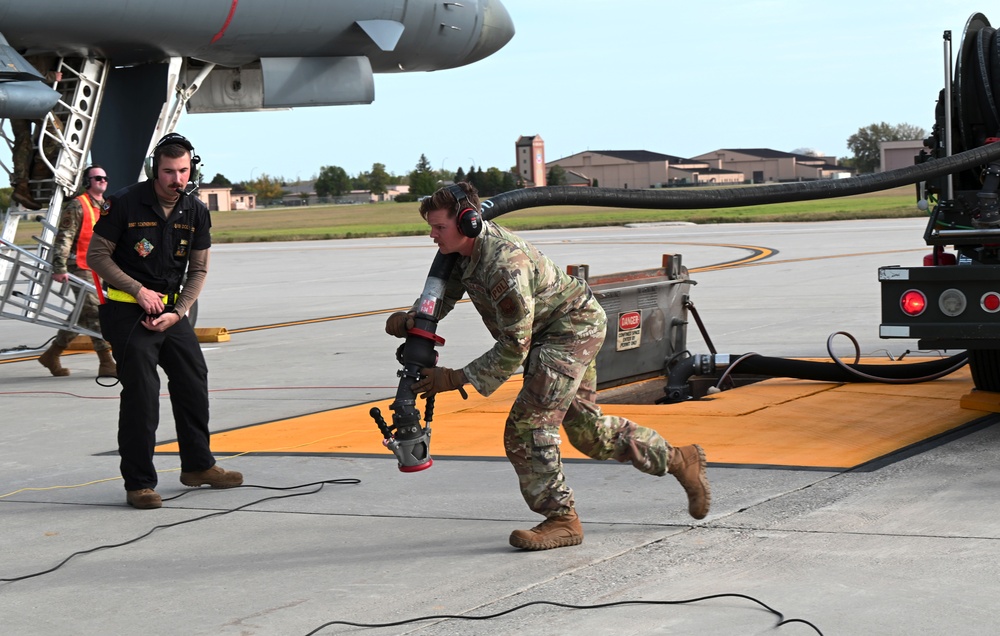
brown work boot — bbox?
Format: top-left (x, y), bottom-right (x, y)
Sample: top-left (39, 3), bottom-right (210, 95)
top-left (96, 348), bottom-right (117, 378)
top-left (126, 488), bottom-right (162, 509)
top-left (11, 182), bottom-right (42, 210)
top-left (180, 464), bottom-right (243, 488)
top-left (509, 511), bottom-right (583, 550)
top-left (668, 444), bottom-right (711, 520)
top-left (38, 344), bottom-right (70, 376)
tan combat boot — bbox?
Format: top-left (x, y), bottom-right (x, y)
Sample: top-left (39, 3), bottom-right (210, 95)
top-left (38, 344), bottom-right (70, 376)
top-left (126, 489), bottom-right (162, 509)
top-left (668, 444), bottom-right (711, 519)
top-left (509, 510), bottom-right (583, 550)
top-left (96, 348), bottom-right (117, 378)
top-left (180, 465), bottom-right (244, 488)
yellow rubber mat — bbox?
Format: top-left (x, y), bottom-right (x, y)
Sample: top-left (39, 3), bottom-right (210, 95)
top-left (157, 365), bottom-right (990, 470)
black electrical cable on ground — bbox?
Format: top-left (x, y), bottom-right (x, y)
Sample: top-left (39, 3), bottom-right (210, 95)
top-left (3, 479), bottom-right (827, 636)
top-left (825, 331), bottom-right (969, 383)
top-left (0, 479), bottom-right (360, 584)
top-left (0, 335), bottom-right (56, 356)
top-left (303, 594), bottom-right (824, 635)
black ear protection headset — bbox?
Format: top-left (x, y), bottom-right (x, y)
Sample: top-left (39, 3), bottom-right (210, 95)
top-left (80, 164), bottom-right (108, 194)
top-left (144, 133), bottom-right (201, 182)
top-left (446, 183), bottom-right (482, 238)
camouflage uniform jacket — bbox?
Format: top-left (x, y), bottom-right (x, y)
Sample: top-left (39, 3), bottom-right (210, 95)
top-left (437, 221), bottom-right (605, 396)
top-left (51, 193), bottom-right (100, 275)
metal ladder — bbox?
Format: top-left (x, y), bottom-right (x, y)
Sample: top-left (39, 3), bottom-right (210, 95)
top-left (0, 231), bottom-right (101, 338)
top-left (0, 56), bottom-right (109, 336)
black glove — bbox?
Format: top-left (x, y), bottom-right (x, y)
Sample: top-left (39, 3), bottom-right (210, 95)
top-left (385, 311), bottom-right (415, 338)
top-left (411, 366), bottom-right (469, 399)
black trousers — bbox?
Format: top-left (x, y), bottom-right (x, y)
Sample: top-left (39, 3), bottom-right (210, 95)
top-left (99, 301), bottom-right (215, 491)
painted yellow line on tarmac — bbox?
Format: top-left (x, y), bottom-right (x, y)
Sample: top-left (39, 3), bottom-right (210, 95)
top-left (227, 308), bottom-right (408, 334)
top-left (693, 246), bottom-right (926, 273)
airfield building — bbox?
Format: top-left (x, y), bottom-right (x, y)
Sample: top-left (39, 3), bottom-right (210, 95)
top-left (546, 150), bottom-right (744, 189)
top-left (516, 134), bottom-right (547, 187)
top-left (692, 148), bottom-right (851, 183)
top-left (196, 186), bottom-right (256, 211)
top-left (879, 139), bottom-right (926, 173)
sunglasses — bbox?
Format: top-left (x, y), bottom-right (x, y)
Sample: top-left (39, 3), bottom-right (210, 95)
top-left (90, 175), bottom-right (108, 182)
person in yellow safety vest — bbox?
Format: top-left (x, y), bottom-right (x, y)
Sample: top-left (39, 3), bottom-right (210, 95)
top-left (38, 165), bottom-right (117, 378)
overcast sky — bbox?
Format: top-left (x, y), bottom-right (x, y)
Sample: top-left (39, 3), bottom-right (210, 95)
top-left (9, 0), bottom-right (999, 184)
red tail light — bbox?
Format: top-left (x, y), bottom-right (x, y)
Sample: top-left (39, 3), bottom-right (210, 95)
top-left (900, 290), bottom-right (927, 316)
top-left (982, 292), bottom-right (1000, 313)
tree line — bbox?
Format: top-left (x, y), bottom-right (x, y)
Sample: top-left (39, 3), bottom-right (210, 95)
top-left (207, 153), bottom-right (529, 205)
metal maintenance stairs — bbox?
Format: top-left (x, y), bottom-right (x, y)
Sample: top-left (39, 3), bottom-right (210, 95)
top-left (0, 56), bottom-right (108, 338)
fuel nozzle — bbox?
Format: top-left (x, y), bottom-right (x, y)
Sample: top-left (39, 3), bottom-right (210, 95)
top-left (370, 401), bottom-right (433, 473)
top-left (370, 311), bottom-right (445, 472)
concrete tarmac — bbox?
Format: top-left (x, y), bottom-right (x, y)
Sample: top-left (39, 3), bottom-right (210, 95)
top-left (2, 217), bottom-right (998, 636)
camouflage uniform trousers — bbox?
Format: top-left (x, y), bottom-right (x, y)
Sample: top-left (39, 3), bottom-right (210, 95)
top-left (9, 115), bottom-right (62, 186)
top-left (10, 119), bottom-right (33, 186)
top-left (53, 265), bottom-right (111, 353)
top-left (503, 329), bottom-right (672, 518)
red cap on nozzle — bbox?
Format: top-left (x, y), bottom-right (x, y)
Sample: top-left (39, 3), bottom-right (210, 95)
top-left (399, 459), bottom-right (433, 473)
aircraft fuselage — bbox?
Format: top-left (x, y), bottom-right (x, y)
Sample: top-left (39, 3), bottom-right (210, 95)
top-left (0, 0), bottom-right (514, 71)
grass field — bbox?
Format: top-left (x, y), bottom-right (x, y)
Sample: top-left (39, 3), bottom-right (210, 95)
top-left (12, 185), bottom-right (922, 244)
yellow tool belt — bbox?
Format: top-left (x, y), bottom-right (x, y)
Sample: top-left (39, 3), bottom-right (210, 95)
top-left (106, 288), bottom-right (179, 304)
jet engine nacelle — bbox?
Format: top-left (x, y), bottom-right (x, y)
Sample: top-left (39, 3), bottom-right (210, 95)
top-left (0, 38), bottom-right (60, 118)
top-left (186, 57), bottom-right (375, 113)
top-left (0, 80), bottom-right (60, 119)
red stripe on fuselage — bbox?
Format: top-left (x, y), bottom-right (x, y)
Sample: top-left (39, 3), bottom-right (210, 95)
top-left (210, 0), bottom-right (239, 44)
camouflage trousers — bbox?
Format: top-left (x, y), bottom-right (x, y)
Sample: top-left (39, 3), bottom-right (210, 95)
top-left (10, 119), bottom-right (33, 185)
top-left (503, 330), bottom-right (672, 518)
top-left (54, 267), bottom-right (111, 352)
top-left (9, 115), bottom-right (62, 185)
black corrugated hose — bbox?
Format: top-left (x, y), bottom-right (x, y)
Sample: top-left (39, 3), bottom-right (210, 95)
top-left (482, 142), bottom-right (1000, 219)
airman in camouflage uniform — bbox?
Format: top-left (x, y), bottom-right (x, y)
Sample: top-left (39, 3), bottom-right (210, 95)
top-left (387, 182), bottom-right (711, 551)
top-left (38, 166), bottom-right (116, 378)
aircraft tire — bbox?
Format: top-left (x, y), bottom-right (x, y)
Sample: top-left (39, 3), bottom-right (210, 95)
top-left (968, 349), bottom-right (1000, 392)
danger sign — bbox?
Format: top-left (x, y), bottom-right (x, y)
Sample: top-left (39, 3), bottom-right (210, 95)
top-left (619, 311), bottom-right (641, 330)
top-left (616, 310), bottom-right (642, 351)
